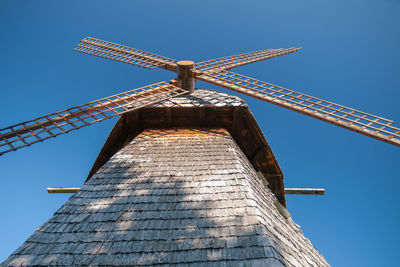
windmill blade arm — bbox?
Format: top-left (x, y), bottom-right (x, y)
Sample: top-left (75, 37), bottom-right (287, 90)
top-left (0, 82), bottom-right (186, 156)
top-left (197, 70), bottom-right (400, 147)
top-left (74, 37), bottom-right (177, 71)
top-left (195, 47), bottom-right (300, 73)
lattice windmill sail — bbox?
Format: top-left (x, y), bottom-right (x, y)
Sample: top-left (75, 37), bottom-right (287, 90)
top-left (1, 36), bottom-right (399, 157)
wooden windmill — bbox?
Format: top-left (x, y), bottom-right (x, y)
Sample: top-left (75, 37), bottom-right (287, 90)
top-left (1, 37), bottom-right (399, 266)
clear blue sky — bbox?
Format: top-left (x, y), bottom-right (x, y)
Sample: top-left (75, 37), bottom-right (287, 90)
top-left (1, 1), bottom-right (399, 266)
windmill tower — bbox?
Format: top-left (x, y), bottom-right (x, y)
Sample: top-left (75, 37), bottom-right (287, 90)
top-left (1, 37), bottom-right (399, 266)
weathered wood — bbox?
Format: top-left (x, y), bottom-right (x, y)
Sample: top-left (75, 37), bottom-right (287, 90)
top-left (85, 94), bottom-right (286, 206)
top-left (177, 60), bottom-right (195, 93)
top-left (257, 171), bottom-right (269, 186)
top-left (263, 173), bottom-right (285, 205)
top-left (274, 200), bottom-right (291, 219)
top-left (47, 187), bottom-right (80, 193)
top-left (47, 187), bottom-right (325, 195)
top-left (284, 188), bottom-right (325, 195)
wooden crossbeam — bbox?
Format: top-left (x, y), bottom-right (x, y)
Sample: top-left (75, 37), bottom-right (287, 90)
top-left (284, 188), bottom-right (325, 195)
top-left (47, 187), bottom-right (80, 193)
top-left (47, 187), bottom-right (325, 195)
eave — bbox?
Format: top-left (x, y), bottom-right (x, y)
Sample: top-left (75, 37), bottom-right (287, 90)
top-left (86, 104), bottom-right (286, 206)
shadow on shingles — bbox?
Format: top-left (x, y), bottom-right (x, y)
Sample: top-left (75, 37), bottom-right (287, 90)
top-left (3, 128), bottom-right (294, 266)
top-left (153, 89), bottom-right (245, 108)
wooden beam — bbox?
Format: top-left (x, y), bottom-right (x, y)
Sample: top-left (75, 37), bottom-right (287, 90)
top-left (47, 187), bottom-right (80, 193)
top-left (284, 188), bottom-right (325, 195)
top-left (47, 187), bottom-right (324, 195)
top-left (257, 171), bottom-right (269, 186)
top-left (232, 106), bottom-right (241, 139)
top-left (165, 107), bottom-right (172, 128)
top-left (274, 200), bottom-right (291, 219)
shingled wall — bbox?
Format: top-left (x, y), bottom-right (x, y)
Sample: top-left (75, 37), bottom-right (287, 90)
top-left (2, 128), bottom-right (328, 266)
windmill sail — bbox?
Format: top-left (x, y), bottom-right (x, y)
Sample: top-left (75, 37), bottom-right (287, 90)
top-left (74, 37), bottom-right (177, 71)
top-left (197, 70), bottom-right (400, 147)
top-left (75, 37), bottom-right (300, 75)
top-left (195, 47), bottom-right (300, 72)
top-left (0, 82), bottom-right (186, 156)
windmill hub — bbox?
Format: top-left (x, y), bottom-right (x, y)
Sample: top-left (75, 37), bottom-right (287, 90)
top-left (177, 60), bottom-right (195, 93)
top-left (177, 60), bottom-right (194, 66)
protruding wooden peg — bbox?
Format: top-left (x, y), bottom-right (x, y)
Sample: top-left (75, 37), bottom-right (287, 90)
top-left (47, 187), bottom-right (80, 193)
top-left (284, 188), bottom-right (325, 195)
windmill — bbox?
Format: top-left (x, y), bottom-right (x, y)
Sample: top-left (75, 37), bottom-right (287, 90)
top-left (1, 37), bottom-right (399, 266)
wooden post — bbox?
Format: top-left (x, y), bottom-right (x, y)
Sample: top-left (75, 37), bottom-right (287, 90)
top-left (177, 60), bottom-right (195, 93)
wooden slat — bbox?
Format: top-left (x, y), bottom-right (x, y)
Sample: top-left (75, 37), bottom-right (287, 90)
top-left (47, 187), bottom-right (80, 193)
top-left (74, 37), bottom-right (177, 72)
top-left (284, 188), bottom-right (325, 195)
top-left (195, 48), bottom-right (301, 73)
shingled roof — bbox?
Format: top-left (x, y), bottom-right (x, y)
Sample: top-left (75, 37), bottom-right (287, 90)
top-left (2, 90), bottom-right (329, 266)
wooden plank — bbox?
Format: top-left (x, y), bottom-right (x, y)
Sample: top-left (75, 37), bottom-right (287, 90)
top-left (284, 188), bottom-right (325, 195)
top-left (47, 187), bottom-right (80, 193)
top-left (274, 200), bottom-right (291, 219)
